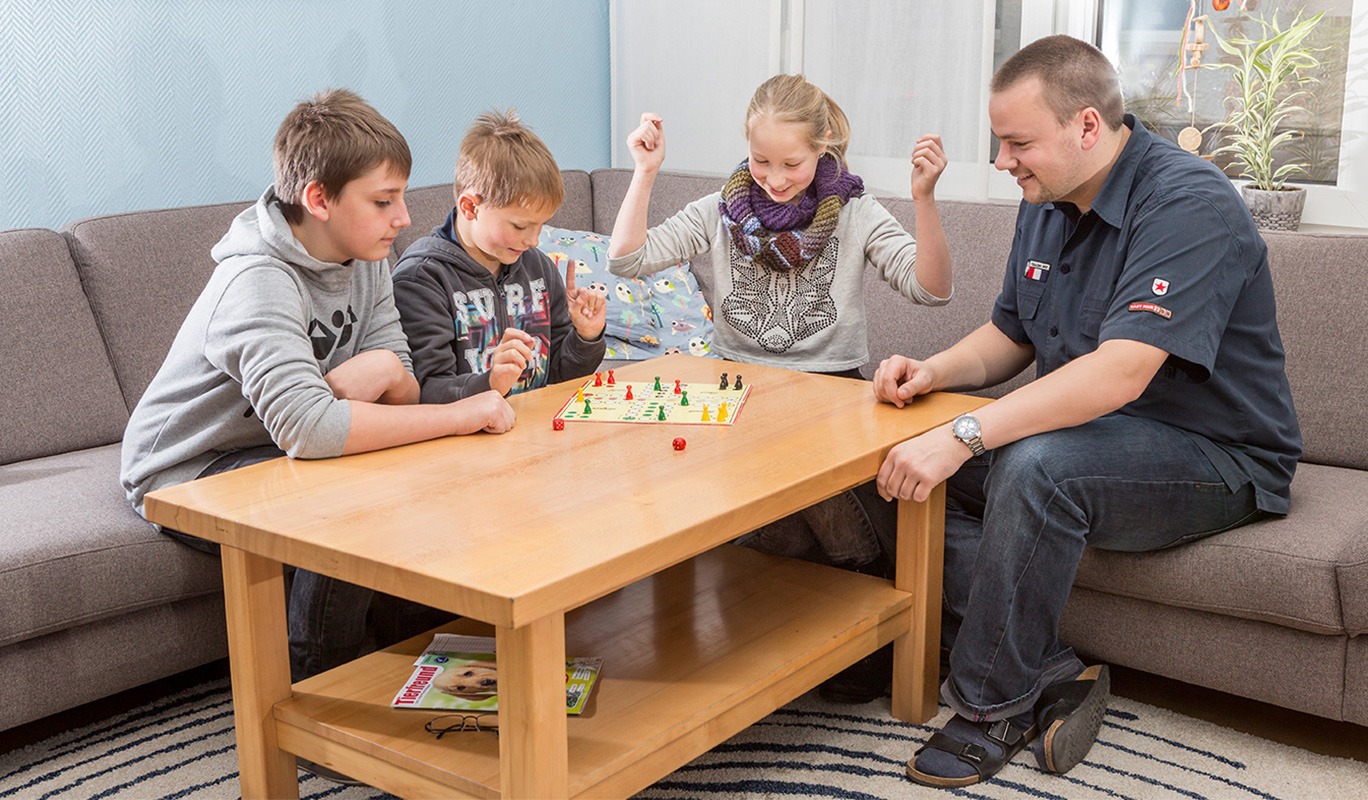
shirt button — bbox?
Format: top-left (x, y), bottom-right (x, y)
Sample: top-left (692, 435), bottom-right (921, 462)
top-left (1050, 326), bottom-right (1059, 337)
top-left (1060, 263), bottom-right (1071, 274)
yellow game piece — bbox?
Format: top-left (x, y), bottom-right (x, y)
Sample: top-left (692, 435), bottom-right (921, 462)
top-left (701, 405), bottom-right (710, 421)
top-left (577, 387), bottom-right (584, 403)
top-left (718, 402), bottom-right (728, 422)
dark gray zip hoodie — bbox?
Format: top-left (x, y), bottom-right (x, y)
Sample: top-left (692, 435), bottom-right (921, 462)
top-left (391, 209), bottom-right (605, 402)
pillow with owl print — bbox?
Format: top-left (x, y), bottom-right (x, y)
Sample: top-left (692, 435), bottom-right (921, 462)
top-left (538, 226), bottom-right (718, 361)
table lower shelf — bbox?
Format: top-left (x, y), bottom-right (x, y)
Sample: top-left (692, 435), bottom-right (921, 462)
top-left (275, 544), bottom-right (916, 798)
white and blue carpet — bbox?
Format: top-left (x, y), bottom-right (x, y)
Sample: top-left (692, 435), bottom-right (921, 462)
top-left (2, 678), bottom-right (1364, 799)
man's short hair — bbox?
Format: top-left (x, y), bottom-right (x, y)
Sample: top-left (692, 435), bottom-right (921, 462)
top-left (454, 109), bottom-right (564, 211)
top-left (991, 35), bottom-right (1125, 130)
top-left (273, 89), bottom-right (412, 224)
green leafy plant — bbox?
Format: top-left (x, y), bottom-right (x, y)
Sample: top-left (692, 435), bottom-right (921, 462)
top-left (1204, 11), bottom-right (1325, 191)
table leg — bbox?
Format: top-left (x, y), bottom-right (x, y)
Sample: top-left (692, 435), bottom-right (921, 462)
top-left (890, 482), bottom-right (946, 723)
top-left (221, 546), bottom-right (298, 800)
top-left (496, 613), bottom-right (569, 798)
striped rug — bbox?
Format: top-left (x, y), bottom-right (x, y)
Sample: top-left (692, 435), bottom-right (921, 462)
top-left (2, 678), bottom-right (1364, 799)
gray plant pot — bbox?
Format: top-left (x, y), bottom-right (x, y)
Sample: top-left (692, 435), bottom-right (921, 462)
top-left (1240, 185), bottom-right (1307, 231)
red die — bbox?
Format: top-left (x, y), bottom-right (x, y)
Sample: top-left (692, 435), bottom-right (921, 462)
top-left (553, 418), bottom-right (565, 431)
top-left (672, 437), bottom-right (686, 451)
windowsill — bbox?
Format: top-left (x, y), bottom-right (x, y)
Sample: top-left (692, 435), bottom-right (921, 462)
top-left (1290, 222), bottom-right (1368, 235)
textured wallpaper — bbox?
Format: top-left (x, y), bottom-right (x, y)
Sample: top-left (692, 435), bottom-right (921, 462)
top-left (0, 0), bottom-right (610, 231)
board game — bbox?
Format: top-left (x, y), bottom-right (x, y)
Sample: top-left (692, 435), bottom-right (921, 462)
top-left (554, 371), bottom-right (751, 426)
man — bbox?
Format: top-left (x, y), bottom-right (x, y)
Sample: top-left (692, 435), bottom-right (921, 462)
top-left (875, 35), bottom-right (1301, 789)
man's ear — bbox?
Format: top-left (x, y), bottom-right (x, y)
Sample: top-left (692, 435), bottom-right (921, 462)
top-left (456, 191), bottom-right (481, 220)
top-left (302, 180), bottom-right (331, 222)
top-left (1078, 107), bottom-right (1104, 151)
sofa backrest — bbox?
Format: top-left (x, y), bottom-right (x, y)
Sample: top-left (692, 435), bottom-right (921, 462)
top-left (394, 170), bottom-right (595, 260)
top-left (0, 229), bottom-right (129, 464)
top-left (65, 201), bottom-right (252, 412)
top-left (862, 198), bottom-right (1024, 392)
top-left (1262, 231), bottom-right (1368, 470)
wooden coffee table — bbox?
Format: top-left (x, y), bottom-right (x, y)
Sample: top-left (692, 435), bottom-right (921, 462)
top-left (145, 353), bottom-right (987, 798)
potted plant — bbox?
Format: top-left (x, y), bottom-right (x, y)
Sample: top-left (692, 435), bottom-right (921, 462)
top-left (1204, 11), bottom-right (1325, 231)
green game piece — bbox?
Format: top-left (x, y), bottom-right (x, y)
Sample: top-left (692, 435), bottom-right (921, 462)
top-left (654, 376), bottom-right (662, 391)
top-left (680, 391), bottom-right (689, 406)
top-left (583, 400), bottom-right (592, 415)
top-left (657, 406), bottom-right (666, 421)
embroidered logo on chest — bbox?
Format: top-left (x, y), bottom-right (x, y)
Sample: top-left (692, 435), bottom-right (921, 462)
top-left (1151, 277), bottom-right (1170, 296)
top-left (1025, 260), bottom-right (1051, 281)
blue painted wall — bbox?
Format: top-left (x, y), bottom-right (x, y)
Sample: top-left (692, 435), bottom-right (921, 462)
top-left (0, 0), bottom-right (610, 231)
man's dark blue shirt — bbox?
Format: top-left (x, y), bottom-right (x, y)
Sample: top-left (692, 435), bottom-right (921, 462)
top-left (991, 115), bottom-right (1301, 513)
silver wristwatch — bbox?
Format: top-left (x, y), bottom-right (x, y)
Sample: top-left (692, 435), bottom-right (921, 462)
top-left (952, 413), bottom-right (985, 457)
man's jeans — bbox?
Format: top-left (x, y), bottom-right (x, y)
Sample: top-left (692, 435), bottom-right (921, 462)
top-left (940, 414), bottom-right (1265, 722)
top-left (162, 446), bottom-right (449, 682)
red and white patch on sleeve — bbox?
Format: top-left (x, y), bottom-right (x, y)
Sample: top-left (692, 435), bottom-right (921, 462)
top-left (1129, 301), bottom-right (1172, 319)
top-left (1151, 277), bottom-right (1170, 295)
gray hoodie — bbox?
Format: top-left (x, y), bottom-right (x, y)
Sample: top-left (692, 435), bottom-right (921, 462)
top-left (120, 186), bottom-right (412, 516)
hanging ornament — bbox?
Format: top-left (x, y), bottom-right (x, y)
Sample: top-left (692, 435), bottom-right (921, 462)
top-left (1175, 1), bottom-right (1209, 155)
top-left (1213, 0), bottom-right (1230, 10)
top-left (1177, 127), bottom-right (1203, 153)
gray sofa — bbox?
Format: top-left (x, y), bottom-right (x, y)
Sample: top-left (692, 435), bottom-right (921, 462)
top-left (3, 168), bottom-right (1364, 735)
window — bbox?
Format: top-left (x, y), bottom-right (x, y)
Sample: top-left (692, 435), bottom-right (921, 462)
top-left (1101, 0), bottom-right (1354, 186)
top-left (611, 0), bottom-right (1368, 229)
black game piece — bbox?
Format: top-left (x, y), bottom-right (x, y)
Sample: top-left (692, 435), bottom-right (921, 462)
top-left (734, 374), bottom-right (743, 390)
top-left (719, 372), bottom-right (729, 390)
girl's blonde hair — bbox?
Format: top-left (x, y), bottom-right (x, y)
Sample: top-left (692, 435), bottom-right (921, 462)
top-left (744, 74), bottom-right (852, 168)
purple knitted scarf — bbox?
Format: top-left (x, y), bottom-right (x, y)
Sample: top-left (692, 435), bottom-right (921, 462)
top-left (718, 154), bottom-right (864, 272)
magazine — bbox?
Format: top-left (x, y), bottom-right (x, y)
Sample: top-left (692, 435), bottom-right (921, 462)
top-left (391, 634), bottom-right (602, 715)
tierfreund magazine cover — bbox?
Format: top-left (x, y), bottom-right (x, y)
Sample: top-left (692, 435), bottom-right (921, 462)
top-left (391, 633), bottom-right (602, 715)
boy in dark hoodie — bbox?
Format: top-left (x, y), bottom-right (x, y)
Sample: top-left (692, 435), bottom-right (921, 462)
top-left (121, 89), bottom-right (515, 688)
top-left (392, 110), bottom-right (606, 400)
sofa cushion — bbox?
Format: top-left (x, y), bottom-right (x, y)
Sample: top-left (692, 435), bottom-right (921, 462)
top-left (394, 170), bottom-right (595, 262)
top-left (1263, 230), bottom-right (1368, 470)
top-left (1074, 461), bottom-right (1368, 637)
top-left (0, 444), bottom-right (224, 648)
top-left (0, 229), bottom-right (129, 465)
top-left (65, 201), bottom-right (252, 411)
top-left (538, 224), bottom-right (718, 360)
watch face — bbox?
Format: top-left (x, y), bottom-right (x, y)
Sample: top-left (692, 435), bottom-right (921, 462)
top-left (954, 415), bottom-right (980, 439)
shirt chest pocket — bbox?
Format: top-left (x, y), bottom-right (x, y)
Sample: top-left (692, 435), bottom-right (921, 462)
top-left (1016, 280), bottom-right (1046, 321)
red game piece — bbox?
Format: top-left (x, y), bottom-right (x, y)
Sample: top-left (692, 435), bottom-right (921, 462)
top-left (607, 369), bottom-right (616, 385)
top-left (674, 379), bottom-right (682, 394)
top-left (552, 418), bottom-right (565, 431)
top-left (594, 372), bottom-right (603, 387)
top-left (672, 437), bottom-right (686, 451)
top-left (625, 385), bottom-right (634, 400)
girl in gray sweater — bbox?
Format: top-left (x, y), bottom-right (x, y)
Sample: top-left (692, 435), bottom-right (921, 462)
top-left (608, 74), bottom-right (954, 703)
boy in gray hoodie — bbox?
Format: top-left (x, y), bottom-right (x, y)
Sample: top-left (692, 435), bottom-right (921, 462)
top-left (393, 110), bottom-right (605, 400)
top-left (121, 90), bottom-right (514, 686)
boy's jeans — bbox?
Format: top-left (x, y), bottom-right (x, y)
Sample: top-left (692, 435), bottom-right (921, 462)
top-left (162, 446), bottom-right (448, 682)
top-left (938, 414), bottom-right (1266, 722)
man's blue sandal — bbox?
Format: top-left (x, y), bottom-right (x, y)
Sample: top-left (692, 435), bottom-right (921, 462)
top-left (1032, 663), bottom-right (1111, 773)
top-left (905, 717), bottom-right (1037, 788)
